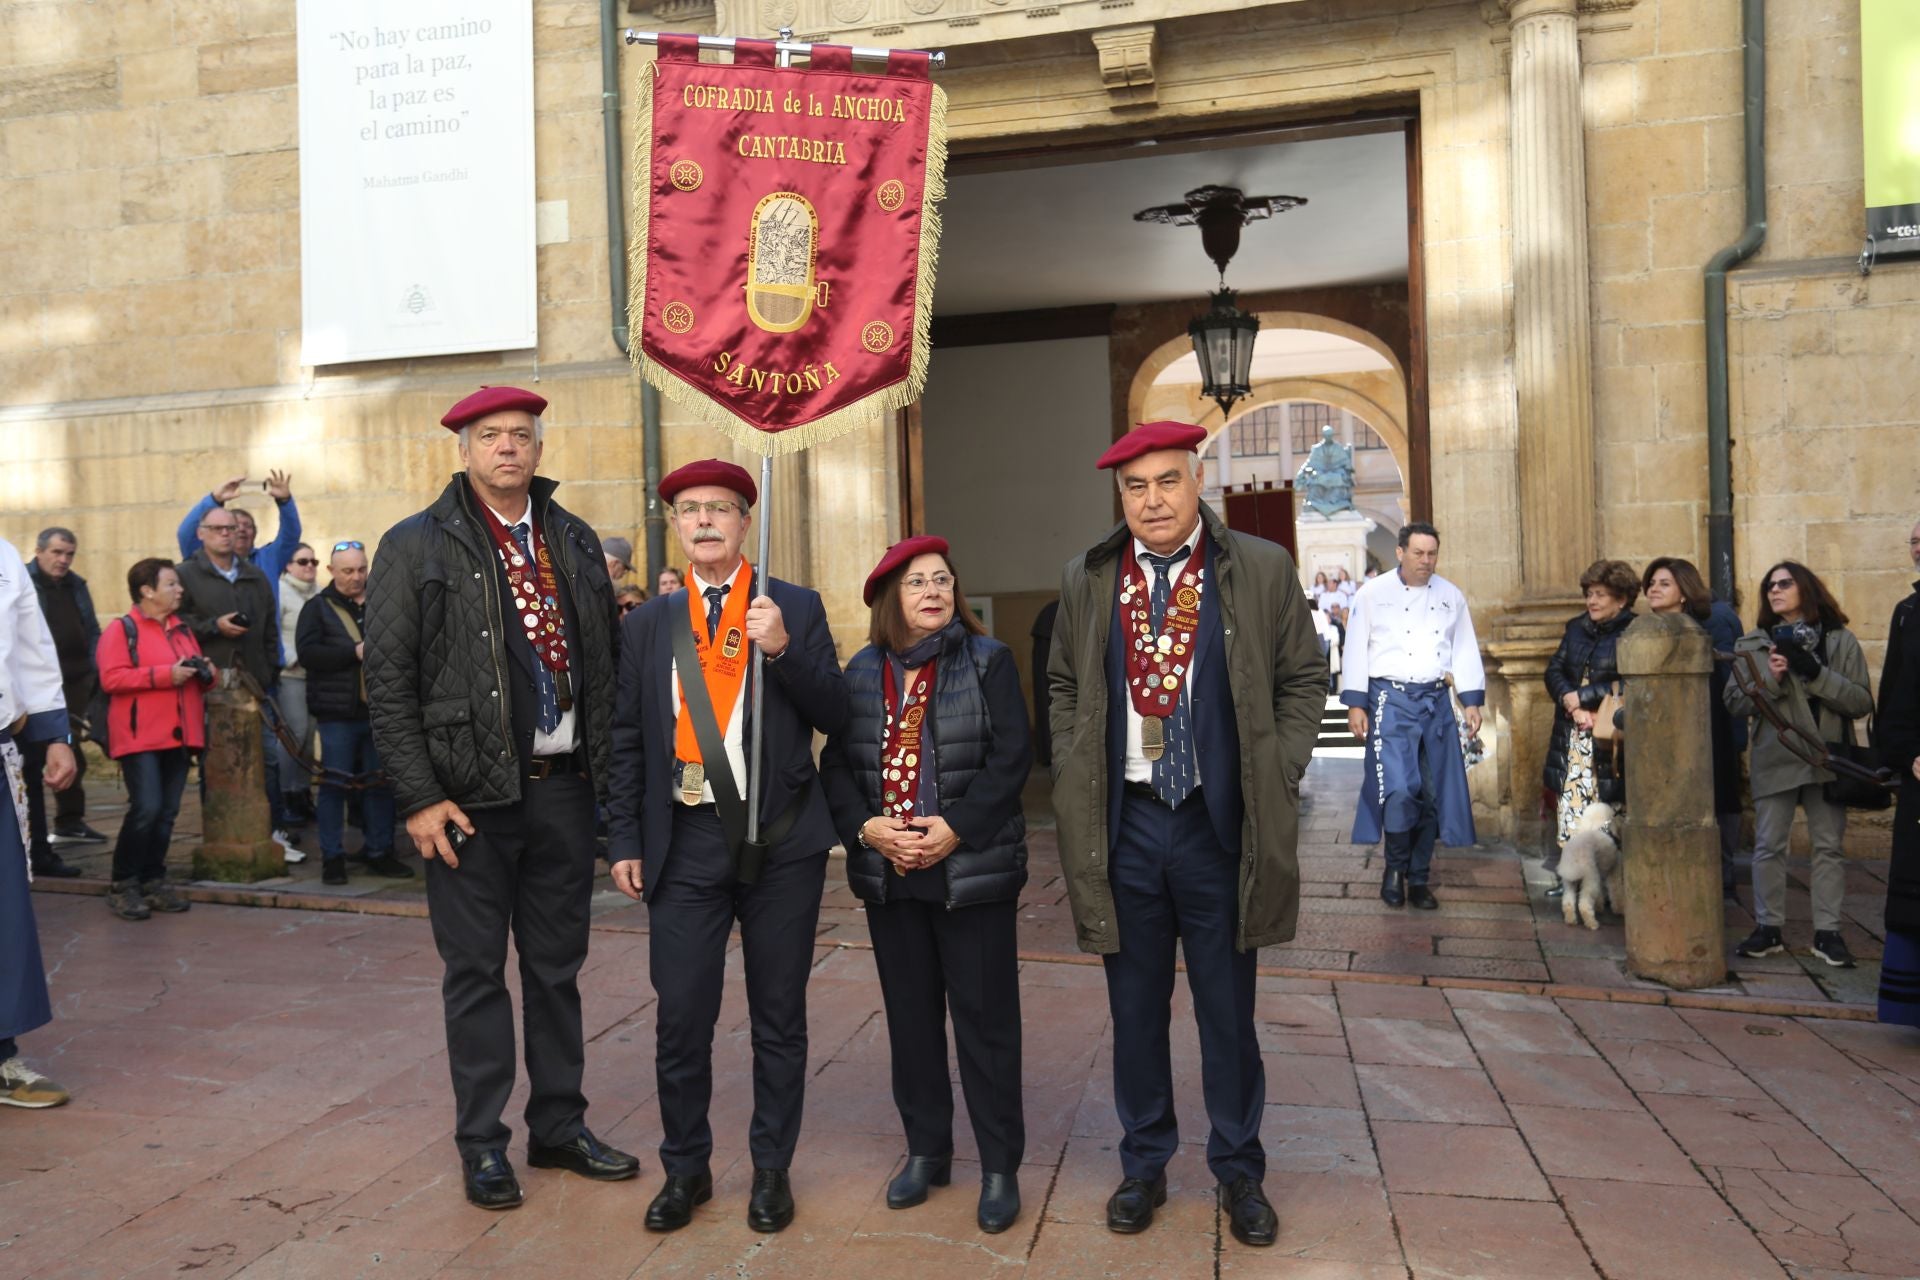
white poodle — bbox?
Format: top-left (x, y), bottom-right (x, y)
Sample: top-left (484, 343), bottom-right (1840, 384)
top-left (1558, 802), bottom-right (1622, 930)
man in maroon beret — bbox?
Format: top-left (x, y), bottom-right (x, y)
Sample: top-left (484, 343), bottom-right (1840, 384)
top-left (1048, 421), bottom-right (1325, 1248)
top-left (606, 457), bottom-right (847, 1235)
top-left (365, 386), bottom-right (637, 1209)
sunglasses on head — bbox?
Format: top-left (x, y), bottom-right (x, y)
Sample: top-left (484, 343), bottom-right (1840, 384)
top-left (333, 541), bottom-right (365, 553)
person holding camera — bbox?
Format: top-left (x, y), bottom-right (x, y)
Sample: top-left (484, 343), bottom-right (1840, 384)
top-left (1723, 561), bottom-right (1873, 968)
top-left (95, 559), bottom-right (212, 921)
top-left (176, 507), bottom-right (278, 696)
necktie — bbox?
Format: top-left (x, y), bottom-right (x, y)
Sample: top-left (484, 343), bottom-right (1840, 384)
top-left (1143, 547), bottom-right (1198, 808)
top-left (704, 584), bottom-right (729, 642)
top-left (510, 522), bottom-right (562, 733)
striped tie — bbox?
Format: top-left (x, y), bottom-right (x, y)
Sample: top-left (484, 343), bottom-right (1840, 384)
top-left (1144, 549), bottom-right (1198, 808)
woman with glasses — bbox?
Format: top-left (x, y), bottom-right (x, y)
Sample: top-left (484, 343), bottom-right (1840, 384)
top-left (1642, 557), bottom-right (1747, 899)
top-left (819, 536), bottom-right (1030, 1235)
top-left (1542, 559), bottom-right (1640, 899)
top-left (276, 543), bottom-right (321, 824)
top-left (615, 583), bottom-right (646, 616)
top-left (1724, 561), bottom-right (1873, 967)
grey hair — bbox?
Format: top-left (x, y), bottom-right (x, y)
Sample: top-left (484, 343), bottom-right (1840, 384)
top-left (35, 527), bottom-right (76, 550)
top-left (457, 415), bottom-right (546, 450)
top-left (1113, 450), bottom-right (1204, 491)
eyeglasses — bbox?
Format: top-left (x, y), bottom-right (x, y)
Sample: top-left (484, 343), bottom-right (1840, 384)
top-left (674, 500), bottom-right (740, 520)
top-left (902, 573), bottom-right (955, 594)
top-left (291, 557), bottom-right (319, 567)
top-left (333, 541), bottom-right (365, 553)
top-left (1765, 578), bottom-right (1795, 592)
top-left (619, 601), bottom-right (640, 615)
top-left (200, 522), bottom-right (235, 533)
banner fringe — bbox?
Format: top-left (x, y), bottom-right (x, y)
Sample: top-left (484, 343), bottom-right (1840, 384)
top-left (627, 67), bottom-right (949, 459)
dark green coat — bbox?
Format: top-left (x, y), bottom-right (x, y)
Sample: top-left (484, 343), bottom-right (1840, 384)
top-left (1046, 503), bottom-right (1327, 953)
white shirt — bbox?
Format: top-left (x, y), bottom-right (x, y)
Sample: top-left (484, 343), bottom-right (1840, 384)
top-left (670, 565), bottom-right (749, 804)
top-left (484, 498), bottom-right (579, 755)
top-left (1121, 523), bottom-right (1204, 784)
top-left (1339, 569), bottom-right (1484, 704)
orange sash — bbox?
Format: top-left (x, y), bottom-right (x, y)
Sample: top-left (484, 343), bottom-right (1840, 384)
top-left (675, 560), bottom-right (754, 768)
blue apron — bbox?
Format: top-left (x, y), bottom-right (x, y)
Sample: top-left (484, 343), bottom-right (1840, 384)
top-left (1, 759), bottom-right (53, 1041)
top-left (1351, 678), bottom-right (1476, 848)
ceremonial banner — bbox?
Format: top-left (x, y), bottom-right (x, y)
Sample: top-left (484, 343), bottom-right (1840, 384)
top-left (296, 0), bottom-right (536, 365)
top-left (629, 36), bottom-right (947, 454)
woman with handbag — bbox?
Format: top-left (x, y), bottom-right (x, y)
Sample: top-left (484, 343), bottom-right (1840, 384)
top-left (1643, 558), bottom-right (1748, 899)
top-left (1541, 560), bottom-right (1639, 899)
top-left (1723, 561), bottom-right (1873, 968)
top-left (819, 536), bottom-right (1031, 1235)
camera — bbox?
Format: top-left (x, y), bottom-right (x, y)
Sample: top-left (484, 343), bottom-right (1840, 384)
top-left (230, 612), bottom-right (251, 630)
top-left (1770, 621), bottom-right (1818, 651)
top-left (181, 655), bottom-right (216, 686)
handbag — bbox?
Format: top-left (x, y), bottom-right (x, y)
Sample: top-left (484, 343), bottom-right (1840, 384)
top-left (1591, 682), bottom-right (1624, 743)
top-left (1823, 714), bottom-right (1893, 811)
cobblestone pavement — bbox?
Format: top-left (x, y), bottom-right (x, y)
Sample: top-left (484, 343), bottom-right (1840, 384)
top-left (41, 754), bottom-right (1895, 1010)
top-left (5, 885), bottom-right (1919, 1279)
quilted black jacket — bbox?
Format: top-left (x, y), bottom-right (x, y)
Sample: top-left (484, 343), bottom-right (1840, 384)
top-left (364, 473), bottom-right (617, 817)
top-left (1541, 609), bottom-right (1635, 802)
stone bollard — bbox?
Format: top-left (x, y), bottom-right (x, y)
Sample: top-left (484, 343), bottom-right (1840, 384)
top-left (193, 670), bottom-right (285, 882)
top-left (1616, 612), bottom-right (1726, 988)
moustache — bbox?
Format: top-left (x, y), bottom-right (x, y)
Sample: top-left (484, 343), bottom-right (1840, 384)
top-left (691, 528), bottom-right (726, 544)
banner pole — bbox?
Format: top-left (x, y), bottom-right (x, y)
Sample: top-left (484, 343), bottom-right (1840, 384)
top-left (743, 29), bottom-right (796, 849)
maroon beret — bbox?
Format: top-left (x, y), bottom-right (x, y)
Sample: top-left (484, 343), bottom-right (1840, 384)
top-left (440, 385), bottom-right (548, 431)
top-left (1095, 420), bottom-right (1209, 470)
top-left (660, 458), bottom-right (758, 507)
top-left (865, 535), bottom-right (951, 605)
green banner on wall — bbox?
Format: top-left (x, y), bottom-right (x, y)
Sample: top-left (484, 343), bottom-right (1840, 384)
top-left (1863, 0), bottom-right (1920, 253)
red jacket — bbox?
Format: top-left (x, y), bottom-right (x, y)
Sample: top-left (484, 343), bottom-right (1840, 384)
top-left (95, 612), bottom-right (210, 757)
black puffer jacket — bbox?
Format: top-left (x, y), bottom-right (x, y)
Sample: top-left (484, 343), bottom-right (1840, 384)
top-left (1542, 609), bottom-right (1635, 802)
top-left (822, 629), bottom-right (1031, 909)
top-left (365, 474), bottom-right (617, 817)
top-left (297, 585), bottom-right (368, 723)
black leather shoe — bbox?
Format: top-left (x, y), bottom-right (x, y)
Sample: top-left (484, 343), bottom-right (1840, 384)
top-left (462, 1149), bottom-right (524, 1210)
top-left (644, 1172), bottom-right (713, 1231)
top-left (978, 1172), bottom-right (1020, 1234)
top-left (1220, 1177), bottom-right (1278, 1247)
top-left (887, 1153), bottom-right (952, 1209)
top-left (29, 846), bottom-right (81, 878)
top-left (527, 1128), bottom-right (640, 1181)
top-left (321, 859), bottom-right (348, 886)
top-left (1106, 1174), bottom-right (1167, 1234)
top-left (747, 1168), bottom-right (795, 1233)
top-left (365, 852), bottom-right (417, 879)
top-left (1380, 868), bottom-right (1406, 908)
top-left (1407, 883), bottom-right (1439, 911)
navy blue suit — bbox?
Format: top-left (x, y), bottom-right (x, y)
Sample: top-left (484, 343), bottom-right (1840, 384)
top-left (607, 573), bottom-right (846, 1176)
top-left (1103, 536), bottom-right (1265, 1185)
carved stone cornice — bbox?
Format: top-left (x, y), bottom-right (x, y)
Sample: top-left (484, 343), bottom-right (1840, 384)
top-left (1090, 24), bottom-right (1156, 108)
top-left (630, 0), bottom-right (719, 25)
top-left (1484, 0), bottom-right (1636, 25)
top-left (708, 0), bottom-right (1308, 51)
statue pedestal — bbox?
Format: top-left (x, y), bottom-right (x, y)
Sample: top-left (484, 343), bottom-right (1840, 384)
top-left (1294, 510), bottom-right (1374, 586)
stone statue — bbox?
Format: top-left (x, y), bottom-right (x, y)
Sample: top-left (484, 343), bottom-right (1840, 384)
top-left (1295, 424), bottom-right (1357, 517)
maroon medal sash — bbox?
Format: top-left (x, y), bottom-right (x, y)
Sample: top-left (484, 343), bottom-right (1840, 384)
top-left (1120, 541), bottom-right (1204, 759)
top-left (880, 658), bottom-right (935, 821)
top-left (474, 502), bottom-right (572, 703)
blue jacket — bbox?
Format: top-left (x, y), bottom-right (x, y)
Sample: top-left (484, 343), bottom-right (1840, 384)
top-left (606, 574), bottom-right (846, 900)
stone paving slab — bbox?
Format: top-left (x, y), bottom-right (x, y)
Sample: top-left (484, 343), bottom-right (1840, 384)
top-left (6, 896), bottom-right (1920, 1279)
top-left (41, 755), bottom-right (1894, 1013)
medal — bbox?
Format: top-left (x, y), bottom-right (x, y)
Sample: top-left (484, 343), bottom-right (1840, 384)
top-left (681, 760), bottom-right (705, 805)
top-left (1141, 714), bottom-right (1166, 761)
top-left (880, 661), bottom-right (935, 820)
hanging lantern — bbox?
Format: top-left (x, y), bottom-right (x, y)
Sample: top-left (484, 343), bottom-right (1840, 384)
top-left (1188, 288), bottom-right (1261, 419)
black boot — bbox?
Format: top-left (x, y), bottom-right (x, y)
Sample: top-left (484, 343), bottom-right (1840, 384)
top-left (1380, 868), bottom-right (1406, 908)
top-left (978, 1172), bottom-right (1020, 1234)
top-left (887, 1153), bottom-right (952, 1209)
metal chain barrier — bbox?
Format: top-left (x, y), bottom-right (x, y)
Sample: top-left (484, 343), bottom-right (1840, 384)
top-left (234, 667), bottom-right (390, 793)
top-left (1723, 649), bottom-right (1895, 790)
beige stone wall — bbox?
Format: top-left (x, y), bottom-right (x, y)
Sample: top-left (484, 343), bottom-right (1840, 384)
top-left (2, 0), bottom-right (1911, 703)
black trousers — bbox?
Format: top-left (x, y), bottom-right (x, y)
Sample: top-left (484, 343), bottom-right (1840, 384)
top-left (1105, 787), bottom-right (1265, 1184)
top-left (423, 773), bottom-right (597, 1158)
top-left (648, 804), bottom-right (826, 1176)
top-left (22, 718), bottom-right (87, 844)
top-left (866, 897), bottom-right (1025, 1174)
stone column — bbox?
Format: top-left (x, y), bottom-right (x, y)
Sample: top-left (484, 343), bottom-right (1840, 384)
top-left (1616, 614), bottom-right (1726, 989)
top-left (194, 671), bottom-right (285, 882)
top-left (1508, 0), bottom-right (1597, 594)
top-left (1486, 0), bottom-right (1603, 842)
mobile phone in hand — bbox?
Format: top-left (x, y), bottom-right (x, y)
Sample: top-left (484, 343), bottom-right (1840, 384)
top-left (444, 821), bottom-right (470, 851)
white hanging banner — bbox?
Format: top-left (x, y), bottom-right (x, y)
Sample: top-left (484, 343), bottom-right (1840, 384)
top-left (296, 0), bottom-right (536, 365)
